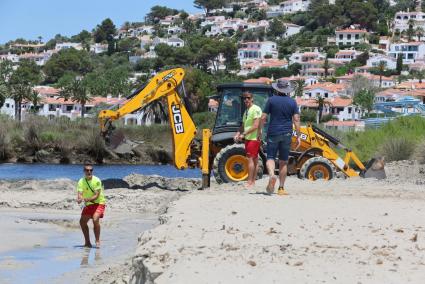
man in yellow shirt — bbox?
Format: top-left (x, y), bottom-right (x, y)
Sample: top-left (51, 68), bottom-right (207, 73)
top-left (234, 92), bottom-right (262, 188)
top-left (77, 162), bottom-right (106, 248)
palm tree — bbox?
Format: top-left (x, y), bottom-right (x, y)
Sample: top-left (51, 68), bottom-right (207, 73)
top-left (416, 27), bottom-right (425, 41)
top-left (70, 78), bottom-right (91, 118)
top-left (59, 77), bottom-right (91, 117)
top-left (323, 56), bottom-right (330, 80)
top-left (314, 95), bottom-right (332, 124)
top-left (407, 19), bottom-right (416, 41)
top-left (293, 79), bottom-right (306, 97)
top-left (377, 60), bottom-right (386, 88)
top-left (415, 69), bottom-right (425, 83)
top-left (27, 90), bottom-right (42, 114)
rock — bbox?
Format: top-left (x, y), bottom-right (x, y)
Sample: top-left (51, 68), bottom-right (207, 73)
top-left (35, 150), bottom-right (50, 162)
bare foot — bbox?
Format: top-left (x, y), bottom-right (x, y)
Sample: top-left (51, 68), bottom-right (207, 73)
top-left (84, 243), bottom-right (92, 248)
top-left (244, 181), bottom-right (254, 189)
top-left (266, 175), bottom-right (277, 194)
top-left (95, 241), bottom-right (100, 248)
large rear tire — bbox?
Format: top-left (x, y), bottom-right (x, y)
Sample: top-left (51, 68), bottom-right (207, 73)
top-left (213, 144), bottom-right (264, 184)
top-left (299, 156), bottom-right (336, 181)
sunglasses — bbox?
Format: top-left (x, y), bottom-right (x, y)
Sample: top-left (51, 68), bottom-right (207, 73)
top-left (84, 169), bottom-right (93, 173)
top-left (242, 97), bottom-right (252, 100)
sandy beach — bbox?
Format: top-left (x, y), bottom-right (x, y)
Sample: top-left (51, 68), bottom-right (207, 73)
top-left (1, 161), bottom-right (425, 283)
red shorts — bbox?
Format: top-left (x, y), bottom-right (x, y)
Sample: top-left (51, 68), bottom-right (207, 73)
top-left (245, 140), bottom-right (261, 158)
top-left (82, 204), bottom-right (106, 218)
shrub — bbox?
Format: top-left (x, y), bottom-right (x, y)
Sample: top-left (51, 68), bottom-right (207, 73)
top-left (0, 124), bottom-right (12, 161)
top-left (301, 109), bottom-right (316, 123)
top-left (192, 111), bottom-right (216, 130)
top-left (377, 137), bottom-right (416, 162)
top-left (82, 128), bottom-right (108, 163)
top-left (40, 131), bottom-right (61, 144)
top-left (24, 121), bottom-right (42, 153)
top-left (413, 139), bottom-right (425, 164)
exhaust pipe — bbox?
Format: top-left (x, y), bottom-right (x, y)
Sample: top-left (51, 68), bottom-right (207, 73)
top-left (360, 157), bottom-right (386, 179)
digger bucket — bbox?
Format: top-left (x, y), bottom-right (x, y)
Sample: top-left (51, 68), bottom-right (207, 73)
top-left (360, 157), bottom-right (386, 179)
top-left (106, 129), bottom-right (126, 149)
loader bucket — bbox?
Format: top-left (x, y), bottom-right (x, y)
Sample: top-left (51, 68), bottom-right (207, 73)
top-left (360, 157), bottom-right (386, 179)
top-left (106, 129), bottom-right (126, 149)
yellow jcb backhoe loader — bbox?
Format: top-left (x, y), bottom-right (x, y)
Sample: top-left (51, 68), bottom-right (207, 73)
top-left (98, 68), bottom-right (385, 188)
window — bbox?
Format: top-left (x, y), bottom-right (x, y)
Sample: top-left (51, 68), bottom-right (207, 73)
top-left (348, 107), bottom-right (352, 114)
top-left (324, 93), bottom-right (328, 98)
top-left (355, 34), bottom-right (359, 39)
top-left (339, 34), bottom-right (343, 40)
top-left (66, 105), bottom-right (73, 112)
top-left (5, 103), bottom-right (9, 108)
top-left (347, 34), bottom-right (351, 40)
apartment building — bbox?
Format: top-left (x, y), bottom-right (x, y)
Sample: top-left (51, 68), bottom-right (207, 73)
top-left (335, 28), bottom-right (368, 46)
top-left (238, 41), bottom-right (278, 64)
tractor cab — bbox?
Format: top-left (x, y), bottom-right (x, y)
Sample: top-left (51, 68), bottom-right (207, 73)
top-left (210, 83), bottom-right (273, 183)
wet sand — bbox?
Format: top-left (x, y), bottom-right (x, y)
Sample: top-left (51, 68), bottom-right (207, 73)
top-left (0, 208), bottom-right (157, 283)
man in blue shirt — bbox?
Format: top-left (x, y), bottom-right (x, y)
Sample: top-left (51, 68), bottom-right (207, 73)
top-left (260, 79), bottom-right (301, 195)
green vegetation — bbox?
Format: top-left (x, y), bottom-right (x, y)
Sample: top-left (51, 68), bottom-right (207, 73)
top-left (339, 116), bottom-right (425, 162)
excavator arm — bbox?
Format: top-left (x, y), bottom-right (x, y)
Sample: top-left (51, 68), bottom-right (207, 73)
top-left (98, 68), bottom-right (211, 184)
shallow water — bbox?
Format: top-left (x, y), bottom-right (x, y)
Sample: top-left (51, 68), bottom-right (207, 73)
top-left (0, 163), bottom-right (200, 181)
top-left (0, 210), bottom-right (156, 284)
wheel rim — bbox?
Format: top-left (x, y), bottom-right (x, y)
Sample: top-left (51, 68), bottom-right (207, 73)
top-left (307, 164), bottom-right (331, 180)
top-left (224, 155), bottom-right (248, 181)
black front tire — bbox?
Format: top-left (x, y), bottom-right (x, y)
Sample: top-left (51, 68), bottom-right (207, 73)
top-left (212, 144), bottom-right (264, 184)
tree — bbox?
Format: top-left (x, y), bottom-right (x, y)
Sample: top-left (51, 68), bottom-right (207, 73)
top-left (43, 48), bottom-right (92, 83)
top-left (220, 39), bottom-right (239, 71)
top-left (406, 18), bottom-right (416, 41)
top-left (396, 53), bottom-right (403, 74)
top-left (147, 6), bottom-right (179, 23)
top-left (353, 89), bottom-right (375, 116)
top-left (294, 79), bottom-right (306, 97)
top-left (417, 26), bottom-right (425, 41)
top-left (93, 18), bottom-right (116, 43)
top-left (268, 18), bottom-right (286, 38)
top-left (194, 0), bottom-right (226, 15)
top-left (9, 60), bottom-right (41, 121)
top-left (182, 67), bottom-right (214, 112)
top-left (71, 30), bottom-right (92, 50)
top-left (0, 60), bottom-right (13, 108)
top-left (59, 76), bottom-right (91, 117)
top-left (377, 60), bottom-right (387, 88)
top-left (313, 95), bottom-right (332, 123)
top-left (27, 90), bottom-right (42, 113)
top-left (323, 56), bottom-right (330, 80)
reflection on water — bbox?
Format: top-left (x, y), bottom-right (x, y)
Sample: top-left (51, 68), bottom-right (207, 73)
top-left (80, 248), bottom-right (102, 267)
top-left (0, 211), bottom-right (156, 283)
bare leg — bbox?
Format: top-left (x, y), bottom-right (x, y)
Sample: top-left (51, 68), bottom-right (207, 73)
top-left (246, 156), bottom-right (255, 186)
top-left (266, 159), bottom-right (277, 193)
top-left (252, 156), bottom-right (258, 184)
top-left (93, 213), bottom-right (101, 248)
top-left (80, 215), bottom-right (92, 247)
top-left (278, 160), bottom-right (288, 188)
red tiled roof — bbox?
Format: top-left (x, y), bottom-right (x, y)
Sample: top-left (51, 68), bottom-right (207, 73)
top-left (244, 77), bottom-right (272, 84)
top-left (296, 97), bottom-right (352, 108)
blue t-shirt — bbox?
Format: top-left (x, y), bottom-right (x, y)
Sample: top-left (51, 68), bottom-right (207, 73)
top-left (263, 95), bottom-right (299, 136)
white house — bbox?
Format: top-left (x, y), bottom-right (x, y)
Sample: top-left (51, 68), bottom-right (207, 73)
top-left (0, 52), bottom-right (20, 63)
top-left (0, 98), bottom-right (15, 118)
top-left (167, 37), bottom-right (185, 48)
top-left (238, 41), bottom-right (278, 64)
top-left (266, 0), bottom-right (310, 17)
top-left (393, 11), bottom-right (425, 33)
top-left (289, 51), bottom-right (325, 64)
top-left (335, 50), bottom-right (360, 62)
top-left (18, 52), bottom-right (52, 66)
top-left (366, 54), bottom-right (397, 70)
top-left (388, 42), bottom-right (425, 64)
top-left (336, 73), bottom-right (396, 88)
top-left (284, 23), bottom-right (303, 38)
top-left (90, 43), bottom-right (108, 54)
top-left (335, 28), bottom-right (368, 46)
top-left (55, 42), bottom-right (83, 51)
top-left (296, 97), bottom-right (362, 121)
top-left (303, 82), bottom-right (347, 99)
